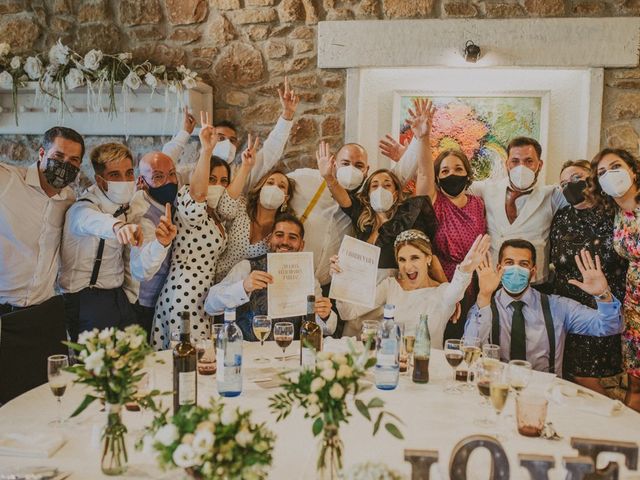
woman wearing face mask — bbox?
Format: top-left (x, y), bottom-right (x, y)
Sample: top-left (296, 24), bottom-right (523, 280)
top-left (549, 159), bottom-right (626, 395)
top-left (151, 117), bottom-right (232, 350)
top-left (331, 230), bottom-right (491, 344)
top-left (214, 142), bottom-right (296, 283)
top-left (590, 148), bottom-right (640, 411)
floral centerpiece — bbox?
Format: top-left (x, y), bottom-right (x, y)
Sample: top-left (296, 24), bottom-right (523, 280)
top-left (341, 462), bottom-right (407, 480)
top-left (65, 325), bottom-right (160, 475)
top-left (139, 400), bottom-right (276, 480)
top-left (269, 351), bottom-right (403, 480)
top-left (0, 39), bottom-right (199, 125)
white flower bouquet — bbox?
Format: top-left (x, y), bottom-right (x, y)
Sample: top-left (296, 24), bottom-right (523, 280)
top-left (139, 400), bottom-right (276, 480)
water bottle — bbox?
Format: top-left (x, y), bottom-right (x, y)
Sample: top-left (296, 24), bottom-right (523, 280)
top-left (375, 304), bottom-right (400, 390)
top-left (216, 308), bottom-right (243, 397)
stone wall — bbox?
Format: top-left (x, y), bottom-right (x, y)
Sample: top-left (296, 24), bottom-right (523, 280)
top-left (0, 0), bottom-right (639, 174)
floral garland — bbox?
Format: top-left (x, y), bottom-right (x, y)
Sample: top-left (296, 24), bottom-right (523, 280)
top-left (0, 40), bottom-right (198, 126)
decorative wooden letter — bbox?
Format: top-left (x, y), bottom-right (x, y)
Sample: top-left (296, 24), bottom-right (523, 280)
top-left (570, 437), bottom-right (639, 480)
top-left (404, 449), bottom-right (440, 480)
top-left (449, 435), bottom-right (509, 480)
top-left (564, 456), bottom-right (595, 480)
top-left (520, 454), bottom-right (555, 480)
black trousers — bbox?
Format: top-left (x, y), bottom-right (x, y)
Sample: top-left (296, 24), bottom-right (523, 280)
top-left (0, 296), bottom-right (67, 404)
top-left (133, 302), bottom-right (155, 342)
top-left (63, 287), bottom-right (137, 342)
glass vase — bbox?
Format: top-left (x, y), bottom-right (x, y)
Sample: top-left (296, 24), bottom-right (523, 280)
top-left (101, 403), bottom-right (128, 475)
top-left (317, 425), bottom-right (343, 480)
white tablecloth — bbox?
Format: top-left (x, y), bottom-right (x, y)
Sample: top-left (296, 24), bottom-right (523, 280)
top-left (1, 340), bottom-right (639, 479)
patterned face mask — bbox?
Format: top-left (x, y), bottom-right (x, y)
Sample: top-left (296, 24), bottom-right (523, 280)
top-left (42, 157), bottom-right (79, 189)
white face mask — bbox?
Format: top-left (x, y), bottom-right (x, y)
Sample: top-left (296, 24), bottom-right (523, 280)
top-left (336, 165), bottom-right (364, 191)
top-left (370, 187), bottom-right (394, 213)
top-left (206, 185), bottom-right (225, 209)
top-left (212, 139), bottom-right (237, 163)
top-left (104, 181), bottom-right (135, 205)
top-left (599, 169), bottom-right (633, 198)
top-left (509, 165), bottom-right (537, 191)
top-left (259, 185), bottom-right (286, 210)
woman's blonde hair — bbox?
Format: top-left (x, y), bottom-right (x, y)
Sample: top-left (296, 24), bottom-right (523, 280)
top-left (393, 229), bottom-right (432, 261)
top-left (246, 168), bottom-right (296, 222)
top-left (90, 143), bottom-right (133, 177)
top-left (355, 169), bottom-right (404, 232)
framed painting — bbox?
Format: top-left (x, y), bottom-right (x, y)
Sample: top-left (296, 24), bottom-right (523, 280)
top-left (392, 92), bottom-right (548, 180)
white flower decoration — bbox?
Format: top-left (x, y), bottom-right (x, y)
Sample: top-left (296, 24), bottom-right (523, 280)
top-left (220, 408), bottom-right (238, 426)
top-left (144, 72), bottom-right (157, 89)
top-left (24, 56), bottom-right (43, 80)
top-left (321, 368), bottom-right (336, 381)
top-left (182, 76), bottom-right (197, 89)
top-left (65, 68), bottom-right (84, 90)
top-left (172, 443), bottom-right (198, 468)
top-left (9, 56), bottom-right (21, 70)
top-left (124, 71), bottom-right (141, 90)
top-left (308, 393), bottom-right (319, 404)
top-left (77, 329), bottom-right (95, 345)
top-left (329, 382), bottom-right (344, 399)
top-left (49, 39), bottom-right (70, 66)
top-left (0, 43), bottom-right (10, 57)
top-left (0, 71), bottom-right (13, 89)
top-left (310, 377), bottom-right (326, 393)
top-left (337, 364), bottom-right (353, 379)
top-left (234, 428), bottom-right (253, 447)
top-left (98, 327), bottom-right (115, 341)
top-left (129, 334), bottom-right (144, 349)
top-left (117, 52), bottom-right (132, 61)
top-left (307, 403), bottom-right (320, 417)
top-left (155, 424), bottom-right (179, 446)
top-left (84, 348), bottom-right (105, 375)
top-left (83, 49), bottom-right (103, 71)
top-left (192, 429), bottom-right (215, 455)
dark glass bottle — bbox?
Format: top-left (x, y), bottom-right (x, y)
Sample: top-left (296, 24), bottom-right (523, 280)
top-left (173, 311), bottom-right (197, 413)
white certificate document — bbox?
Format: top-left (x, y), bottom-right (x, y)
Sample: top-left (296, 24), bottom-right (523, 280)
top-left (267, 252), bottom-right (315, 318)
top-left (329, 236), bottom-right (380, 308)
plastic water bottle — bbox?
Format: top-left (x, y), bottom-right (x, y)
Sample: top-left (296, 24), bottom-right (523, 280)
top-left (216, 308), bottom-right (243, 397)
top-left (375, 304), bottom-right (400, 390)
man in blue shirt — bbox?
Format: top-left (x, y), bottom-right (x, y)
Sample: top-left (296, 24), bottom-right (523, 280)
top-left (464, 239), bottom-right (623, 376)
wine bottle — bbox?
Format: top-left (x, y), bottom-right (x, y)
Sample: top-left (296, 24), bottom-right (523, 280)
top-left (412, 314), bottom-right (431, 384)
top-left (375, 304), bottom-right (400, 390)
top-left (300, 294), bottom-right (322, 369)
top-left (173, 311), bottom-right (197, 413)
top-left (216, 308), bottom-right (243, 397)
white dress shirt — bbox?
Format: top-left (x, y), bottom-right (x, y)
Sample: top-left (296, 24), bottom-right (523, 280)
top-left (0, 162), bottom-right (75, 307)
top-left (204, 259), bottom-right (338, 335)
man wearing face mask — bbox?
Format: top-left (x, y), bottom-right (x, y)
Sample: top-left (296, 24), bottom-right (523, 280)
top-left (205, 213), bottom-right (337, 339)
top-left (464, 239), bottom-right (623, 376)
top-left (59, 143), bottom-right (175, 340)
top-left (0, 126), bottom-right (83, 403)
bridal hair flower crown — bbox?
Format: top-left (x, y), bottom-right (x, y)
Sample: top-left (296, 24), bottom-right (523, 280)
top-left (394, 229), bottom-right (430, 248)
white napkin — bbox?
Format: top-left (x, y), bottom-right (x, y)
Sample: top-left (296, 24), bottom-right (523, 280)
top-left (549, 384), bottom-right (624, 417)
top-left (323, 336), bottom-right (360, 355)
top-left (0, 432), bottom-right (66, 458)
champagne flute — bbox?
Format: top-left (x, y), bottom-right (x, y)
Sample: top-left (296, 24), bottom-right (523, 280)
top-left (489, 364), bottom-right (510, 439)
top-left (444, 339), bottom-right (463, 394)
top-left (48, 354), bottom-right (70, 426)
top-left (252, 315), bottom-right (272, 364)
top-left (361, 320), bottom-right (379, 351)
top-left (460, 336), bottom-right (481, 391)
top-left (403, 333), bottom-right (416, 368)
top-left (274, 322), bottom-right (294, 363)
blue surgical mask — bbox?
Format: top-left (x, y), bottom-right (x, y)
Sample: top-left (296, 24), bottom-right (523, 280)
top-left (501, 265), bottom-right (530, 295)
top-left (147, 181), bottom-right (178, 206)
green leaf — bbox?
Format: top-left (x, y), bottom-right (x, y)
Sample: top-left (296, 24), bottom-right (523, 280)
top-left (373, 412), bottom-right (383, 435)
top-left (312, 417), bottom-right (324, 437)
top-left (70, 394), bottom-right (97, 417)
top-left (355, 399), bottom-right (371, 421)
top-left (365, 357), bottom-right (376, 369)
top-left (385, 422), bottom-right (404, 440)
top-left (367, 397), bottom-right (384, 409)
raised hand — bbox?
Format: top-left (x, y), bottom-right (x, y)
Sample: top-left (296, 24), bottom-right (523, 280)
top-left (198, 110), bottom-right (217, 151)
top-left (115, 222), bottom-right (143, 247)
top-left (476, 252), bottom-right (502, 305)
top-left (241, 134), bottom-right (260, 169)
top-left (406, 98), bottom-right (436, 140)
top-left (459, 234), bottom-right (492, 273)
top-left (278, 76), bottom-right (300, 121)
top-left (316, 141), bottom-right (336, 180)
top-left (568, 249), bottom-right (611, 300)
top-left (155, 203), bottom-right (177, 247)
top-left (315, 297), bottom-right (332, 320)
top-left (243, 270), bottom-right (274, 294)
top-left (182, 107), bottom-right (196, 134)
top-left (378, 134), bottom-right (408, 163)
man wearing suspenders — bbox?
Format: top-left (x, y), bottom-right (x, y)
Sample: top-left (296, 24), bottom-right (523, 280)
top-left (464, 239), bottom-right (623, 376)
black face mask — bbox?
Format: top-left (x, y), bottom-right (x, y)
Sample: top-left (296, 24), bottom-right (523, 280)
top-left (438, 174), bottom-right (469, 197)
top-left (562, 179), bottom-right (587, 206)
top-left (42, 157), bottom-right (79, 189)
top-left (147, 181), bottom-right (178, 206)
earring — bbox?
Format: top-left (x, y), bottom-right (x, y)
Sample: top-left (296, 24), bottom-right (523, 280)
top-left (281, 202), bottom-right (287, 212)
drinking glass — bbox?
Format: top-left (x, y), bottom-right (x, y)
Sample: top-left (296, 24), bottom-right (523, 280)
top-left (361, 320), bottom-right (379, 351)
top-left (443, 339), bottom-right (463, 394)
top-left (48, 354), bottom-right (70, 426)
top-left (196, 338), bottom-right (216, 375)
top-left (274, 322), bottom-right (294, 363)
top-left (403, 329), bottom-right (416, 370)
top-left (474, 358), bottom-right (501, 426)
top-left (460, 336), bottom-right (481, 391)
top-left (489, 364), bottom-right (511, 438)
top-left (252, 315), bottom-right (272, 363)
top-left (508, 360), bottom-right (533, 394)
top-left (516, 394), bottom-right (548, 437)
top-left (482, 343), bottom-right (500, 360)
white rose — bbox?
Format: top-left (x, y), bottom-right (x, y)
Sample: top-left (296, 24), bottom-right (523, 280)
top-left (329, 382), bottom-right (344, 399)
top-left (333, 354), bottom-right (347, 365)
top-left (10, 56), bottom-right (20, 70)
top-left (0, 71), bottom-right (13, 90)
top-left (84, 349), bottom-right (105, 375)
top-left (220, 408), bottom-right (238, 426)
top-left (155, 424), bottom-right (179, 446)
top-left (321, 368), bottom-right (336, 381)
top-left (234, 428), bottom-right (253, 447)
top-left (144, 72), bottom-right (157, 89)
top-left (172, 443), bottom-right (198, 468)
top-left (208, 412), bottom-right (220, 423)
top-left (310, 377), bottom-right (325, 393)
top-left (307, 403), bottom-right (320, 417)
top-left (124, 71), bottom-right (141, 90)
top-left (65, 68), bottom-right (84, 90)
top-left (0, 43), bottom-right (10, 57)
top-left (308, 393), bottom-right (319, 404)
top-left (83, 49), bottom-right (103, 71)
top-left (141, 434), bottom-right (155, 455)
top-left (337, 364), bottom-right (353, 379)
top-left (24, 56), bottom-right (43, 80)
top-left (192, 429), bottom-right (215, 455)
top-left (49, 39), bottom-right (70, 66)
top-left (316, 352), bottom-right (330, 362)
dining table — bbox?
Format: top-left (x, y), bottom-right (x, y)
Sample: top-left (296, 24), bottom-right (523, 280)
top-left (1, 339), bottom-right (639, 479)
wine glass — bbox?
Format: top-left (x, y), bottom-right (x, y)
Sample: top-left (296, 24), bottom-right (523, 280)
top-left (48, 354), bottom-right (70, 426)
top-left (252, 315), bottom-right (272, 363)
top-left (361, 320), bottom-right (379, 351)
top-left (474, 358), bottom-right (501, 426)
top-left (482, 343), bottom-right (500, 360)
top-left (443, 339), bottom-right (463, 394)
top-left (489, 364), bottom-right (510, 438)
top-left (274, 322), bottom-right (294, 363)
top-left (196, 338), bottom-right (216, 375)
top-left (460, 336), bottom-right (481, 391)
top-left (508, 359), bottom-right (532, 394)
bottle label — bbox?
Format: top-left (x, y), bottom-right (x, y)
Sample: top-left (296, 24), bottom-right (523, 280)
top-left (301, 347), bottom-right (316, 369)
top-left (216, 349), bottom-right (224, 382)
top-left (178, 371), bottom-right (196, 405)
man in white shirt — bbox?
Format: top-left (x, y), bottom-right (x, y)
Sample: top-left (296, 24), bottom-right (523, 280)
top-left (205, 213), bottom-right (337, 339)
top-left (0, 126), bottom-right (84, 403)
top-left (59, 143), bottom-right (176, 341)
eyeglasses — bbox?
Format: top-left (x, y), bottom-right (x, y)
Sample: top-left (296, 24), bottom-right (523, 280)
top-left (144, 171), bottom-right (178, 187)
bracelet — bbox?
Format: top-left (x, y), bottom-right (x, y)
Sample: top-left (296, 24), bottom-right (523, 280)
top-left (594, 287), bottom-right (611, 300)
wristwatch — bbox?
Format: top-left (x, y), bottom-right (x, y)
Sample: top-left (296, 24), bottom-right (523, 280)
top-left (594, 287), bottom-right (611, 301)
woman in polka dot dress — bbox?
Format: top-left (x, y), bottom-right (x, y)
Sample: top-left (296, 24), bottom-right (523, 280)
top-left (152, 118), bottom-right (257, 349)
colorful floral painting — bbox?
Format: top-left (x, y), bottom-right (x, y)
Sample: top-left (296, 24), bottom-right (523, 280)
top-left (397, 95), bottom-right (542, 180)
